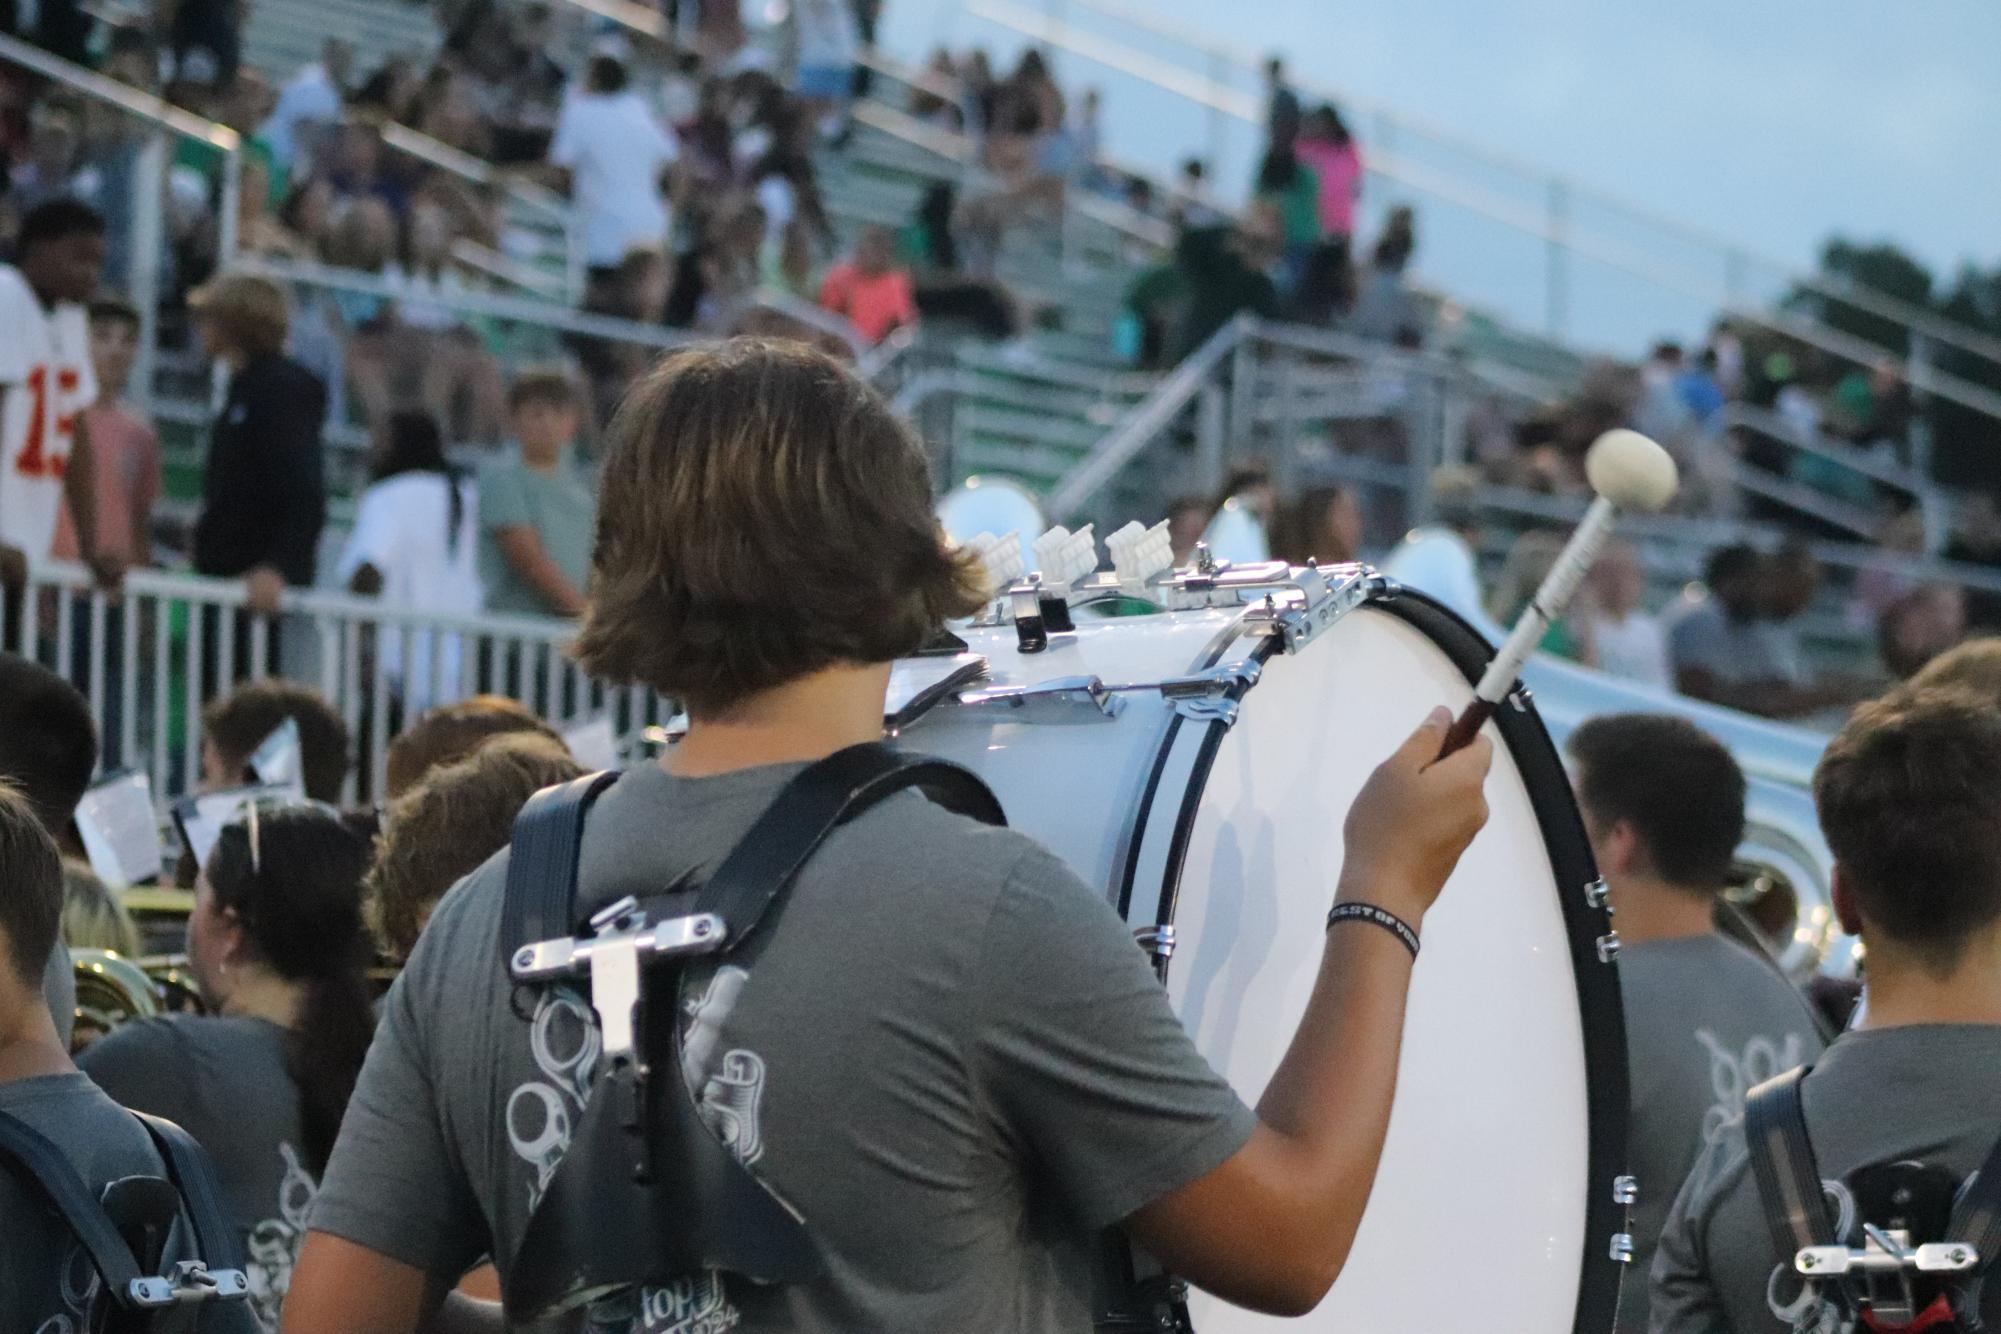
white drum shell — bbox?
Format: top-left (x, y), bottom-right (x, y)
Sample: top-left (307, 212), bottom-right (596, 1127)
top-left (906, 595), bottom-right (1612, 1333)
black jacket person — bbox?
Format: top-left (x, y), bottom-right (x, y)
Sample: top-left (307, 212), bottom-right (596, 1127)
top-left (190, 276), bottom-right (328, 613)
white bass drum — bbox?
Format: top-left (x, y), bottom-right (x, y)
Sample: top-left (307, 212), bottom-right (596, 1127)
top-left (899, 566), bottom-right (1629, 1334)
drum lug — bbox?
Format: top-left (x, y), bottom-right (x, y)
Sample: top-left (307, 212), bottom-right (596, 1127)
top-left (1583, 878), bottom-right (1610, 909)
top-left (1508, 686), bottom-right (1533, 711)
top-left (1595, 931), bottom-right (1622, 963)
top-left (1613, 1175), bottom-right (1639, 1205)
top-left (1133, 925), bottom-right (1176, 961)
top-left (1609, 1233), bottom-right (1635, 1264)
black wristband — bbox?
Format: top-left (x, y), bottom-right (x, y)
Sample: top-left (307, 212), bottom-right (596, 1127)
top-left (1326, 902), bottom-right (1420, 959)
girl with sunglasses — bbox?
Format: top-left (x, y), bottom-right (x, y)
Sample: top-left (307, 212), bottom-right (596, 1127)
top-left (79, 800), bottom-right (374, 1330)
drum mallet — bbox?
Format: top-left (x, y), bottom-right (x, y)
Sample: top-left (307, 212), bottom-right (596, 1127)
top-left (1436, 429), bottom-right (1680, 761)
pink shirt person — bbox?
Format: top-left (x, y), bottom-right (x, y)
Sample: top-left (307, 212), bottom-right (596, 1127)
top-left (1296, 105), bottom-right (1364, 238)
top-left (819, 227), bottom-right (918, 345)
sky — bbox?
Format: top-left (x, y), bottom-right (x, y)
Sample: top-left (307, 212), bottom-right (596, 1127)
top-left (879, 0), bottom-right (2001, 353)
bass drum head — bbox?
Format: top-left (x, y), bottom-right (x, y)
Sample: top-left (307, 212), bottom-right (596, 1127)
top-left (936, 475), bottom-right (1045, 549)
top-left (1162, 594), bottom-right (1625, 1333)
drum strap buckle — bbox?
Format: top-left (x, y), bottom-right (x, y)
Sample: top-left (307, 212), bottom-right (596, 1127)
top-left (509, 897), bottom-right (727, 1064)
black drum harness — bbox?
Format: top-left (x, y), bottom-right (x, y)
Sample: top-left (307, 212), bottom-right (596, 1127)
top-left (496, 742), bottom-right (1006, 1324)
top-left (1746, 1067), bottom-right (2001, 1332)
top-left (0, 1108), bottom-right (250, 1332)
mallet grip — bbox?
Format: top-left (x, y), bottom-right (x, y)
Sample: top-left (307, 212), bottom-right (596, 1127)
top-left (1435, 697), bottom-right (1497, 763)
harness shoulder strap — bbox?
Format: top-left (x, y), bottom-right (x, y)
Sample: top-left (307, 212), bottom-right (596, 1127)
top-left (131, 1111), bottom-right (246, 1273)
top-left (1745, 1067), bottom-right (1841, 1266)
top-left (694, 742), bottom-right (1006, 946)
top-left (501, 771), bottom-right (623, 957)
top-left (0, 1108), bottom-right (147, 1302)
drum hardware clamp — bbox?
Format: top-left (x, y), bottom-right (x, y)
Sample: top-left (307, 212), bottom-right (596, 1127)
top-left (1609, 1234), bottom-right (1635, 1265)
top-left (1133, 925), bottom-right (1176, 961)
top-left (951, 663), bottom-right (1262, 727)
top-left (1584, 878), bottom-right (1611, 909)
top-left (1595, 931), bottom-right (1622, 963)
top-left (1613, 1175), bottom-right (1639, 1206)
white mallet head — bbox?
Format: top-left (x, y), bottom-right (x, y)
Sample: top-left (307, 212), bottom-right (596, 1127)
top-left (1584, 429), bottom-right (1679, 513)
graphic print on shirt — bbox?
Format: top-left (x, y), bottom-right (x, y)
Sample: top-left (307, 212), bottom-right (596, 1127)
top-left (31, 1236), bottom-right (100, 1334)
top-left (1764, 1176), bottom-right (1856, 1334)
top-left (510, 967), bottom-right (765, 1334)
top-left (243, 1141), bottom-right (318, 1330)
top-left (1696, 1028), bottom-right (1808, 1145)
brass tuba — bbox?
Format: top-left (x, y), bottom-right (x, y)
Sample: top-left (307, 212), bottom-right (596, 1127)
top-left (69, 949), bottom-right (210, 1052)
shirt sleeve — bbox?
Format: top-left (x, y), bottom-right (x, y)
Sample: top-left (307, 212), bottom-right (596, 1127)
top-left (306, 945), bottom-right (487, 1276)
top-left (477, 462), bottom-right (532, 532)
top-left (1647, 1129), bottom-right (1748, 1334)
top-left (970, 846), bottom-right (1256, 1230)
top-left (548, 99), bottom-right (582, 168)
top-left (0, 277), bottom-right (30, 385)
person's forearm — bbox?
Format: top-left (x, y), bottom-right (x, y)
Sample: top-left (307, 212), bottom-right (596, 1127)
top-left (1254, 875), bottom-right (1418, 1265)
top-left (499, 531), bottom-right (585, 615)
top-left (65, 414), bottom-right (99, 559)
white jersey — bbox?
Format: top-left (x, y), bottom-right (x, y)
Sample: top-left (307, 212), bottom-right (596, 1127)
top-left (0, 266), bottom-right (97, 562)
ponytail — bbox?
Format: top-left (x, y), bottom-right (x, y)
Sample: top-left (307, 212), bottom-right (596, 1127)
top-left (207, 805), bottom-right (376, 1177)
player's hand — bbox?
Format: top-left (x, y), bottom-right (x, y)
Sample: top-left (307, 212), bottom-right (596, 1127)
top-left (1336, 706), bottom-right (1493, 925)
top-left (0, 543), bottom-right (25, 589)
top-left (245, 565), bottom-right (286, 617)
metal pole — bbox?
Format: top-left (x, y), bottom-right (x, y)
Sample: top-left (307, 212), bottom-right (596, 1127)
top-left (1196, 381), bottom-right (1226, 500)
top-left (130, 129), bottom-right (167, 417)
top-left (1545, 178), bottom-right (1569, 340)
top-left (217, 143), bottom-right (242, 269)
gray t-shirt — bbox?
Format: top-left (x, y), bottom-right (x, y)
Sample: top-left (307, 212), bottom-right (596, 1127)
top-left (475, 446), bottom-right (597, 616)
top-left (1651, 1024), bottom-right (2001, 1333)
top-left (79, 1013), bottom-right (313, 1331)
top-left (0, 1070), bottom-right (256, 1332)
top-left (312, 760), bottom-right (1256, 1333)
top-left (1667, 603), bottom-right (1805, 688)
top-left (1616, 934), bottom-right (1825, 1333)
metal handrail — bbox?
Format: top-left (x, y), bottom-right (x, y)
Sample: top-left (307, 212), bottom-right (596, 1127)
top-left (377, 120), bottom-right (571, 217)
top-left (1029, 0), bottom-right (2001, 380)
top-left (1045, 313), bottom-right (1246, 516)
top-left (1716, 403), bottom-right (1931, 497)
top-left (231, 255), bottom-right (697, 348)
top-left (0, 32), bottom-right (239, 150)
top-left (445, 240), bottom-right (569, 298)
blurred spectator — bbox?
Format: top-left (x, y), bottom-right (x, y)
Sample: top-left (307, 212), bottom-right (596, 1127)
top-left (792, 0), bottom-right (860, 136)
top-left (549, 47), bottom-right (678, 271)
top-left (1166, 495), bottom-right (1210, 566)
top-left (1878, 584), bottom-right (1965, 680)
top-left (189, 275), bottom-right (328, 619)
top-left (199, 680), bottom-right (352, 802)
top-left (5, 106), bottom-right (80, 216)
top-left (0, 200), bottom-right (105, 598)
top-left (1290, 235), bottom-right (1356, 326)
top-left (1295, 104), bottom-right (1362, 242)
top-left (1349, 205), bottom-right (1421, 344)
top-left (52, 300), bottom-right (158, 573)
top-left (1169, 223), bottom-right (1279, 362)
top-left (337, 412), bottom-right (482, 714)
top-left (908, 48), bottom-right (965, 131)
top-left (1847, 505), bottom-right (1928, 629)
top-left (576, 246), bottom-right (670, 421)
top-left (366, 732), bottom-right (583, 960)
top-left (262, 40), bottom-right (352, 175)
top-left (4, 0), bottom-right (88, 62)
top-left (1830, 356), bottom-right (1912, 454)
top-left (1270, 484), bottom-right (1363, 565)
top-left (1263, 54), bottom-right (1299, 141)
top-left (1669, 544), bottom-right (1853, 717)
top-left (819, 224), bottom-right (917, 344)
top-left (169, 0), bottom-right (245, 87)
top-left (1174, 156), bottom-right (1227, 228)
top-left (1576, 540), bottom-right (1671, 688)
top-left (1489, 530), bottom-right (1584, 659)
top-left (1252, 135), bottom-right (1321, 297)
top-left (1673, 347), bottom-right (1726, 425)
top-left (79, 802), bottom-right (375, 1331)
top-left (477, 372), bottom-right (593, 617)
top-left (383, 693), bottom-right (561, 799)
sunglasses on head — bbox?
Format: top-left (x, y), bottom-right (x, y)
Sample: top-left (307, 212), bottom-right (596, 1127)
top-left (232, 796), bottom-right (343, 877)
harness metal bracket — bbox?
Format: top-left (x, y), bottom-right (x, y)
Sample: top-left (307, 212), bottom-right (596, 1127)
top-left (509, 895), bottom-right (727, 1062)
top-left (128, 1262), bottom-right (249, 1308)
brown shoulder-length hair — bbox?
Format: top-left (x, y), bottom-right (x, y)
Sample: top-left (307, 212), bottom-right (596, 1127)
top-left (575, 338), bottom-right (986, 716)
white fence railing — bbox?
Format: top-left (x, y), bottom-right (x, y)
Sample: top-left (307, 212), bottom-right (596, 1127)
top-left (11, 562), bottom-right (674, 809)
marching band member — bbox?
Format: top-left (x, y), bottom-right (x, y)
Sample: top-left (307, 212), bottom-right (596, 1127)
top-left (284, 339), bottom-right (1493, 1331)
